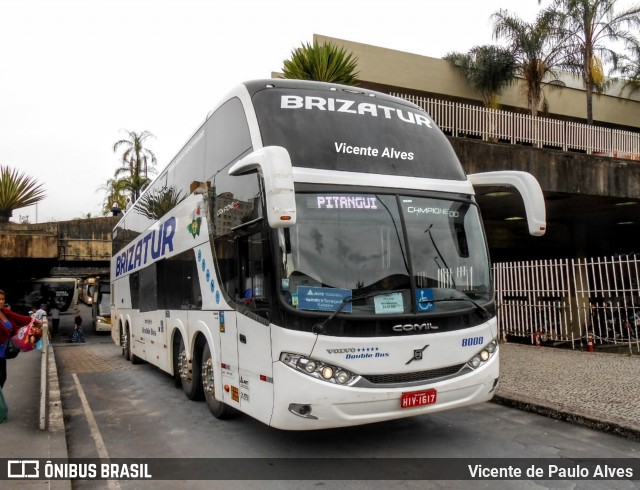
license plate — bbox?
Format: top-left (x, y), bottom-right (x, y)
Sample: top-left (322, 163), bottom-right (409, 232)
top-left (401, 389), bottom-right (437, 408)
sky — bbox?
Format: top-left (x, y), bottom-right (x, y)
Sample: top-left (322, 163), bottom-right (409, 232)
top-left (0, 0), bottom-right (547, 223)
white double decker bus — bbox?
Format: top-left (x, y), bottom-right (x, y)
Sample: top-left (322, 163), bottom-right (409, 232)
top-left (111, 79), bottom-right (545, 430)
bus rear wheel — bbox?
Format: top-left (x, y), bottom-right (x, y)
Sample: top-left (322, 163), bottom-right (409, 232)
top-left (126, 324), bottom-right (141, 365)
top-left (177, 338), bottom-right (204, 400)
top-left (122, 325), bottom-right (130, 360)
top-left (202, 343), bottom-right (234, 419)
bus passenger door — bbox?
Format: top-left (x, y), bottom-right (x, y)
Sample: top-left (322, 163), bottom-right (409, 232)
top-left (234, 231), bottom-right (274, 425)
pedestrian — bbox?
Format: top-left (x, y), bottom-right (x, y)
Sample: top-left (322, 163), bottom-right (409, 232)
top-left (49, 304), bottom-right (60, 338)
top-left (71, 309), bottom-right (85, 343)
top-left (0, 289), bottom-right (44, 388)
top-left (34, 303), bottom-right (47, 322)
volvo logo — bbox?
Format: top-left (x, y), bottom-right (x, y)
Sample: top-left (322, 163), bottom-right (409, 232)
top-left (393, 323), bottom-right (439, 332)
top-left (326, 348), bottom-right (356, 354)
top-left (406, 344), bottom-right (429, 365)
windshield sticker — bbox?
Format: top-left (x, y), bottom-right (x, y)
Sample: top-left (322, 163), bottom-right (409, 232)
top-left (316, 195), bottom-right (378, 210)
top-left (406, 206), bottom-right (460, 218)
top-left (297, 286), bottom-right (352, 313)
top-left (374, 292), bottom-right (404, 314)
top-left (417, 288), bottom-right (435, 312)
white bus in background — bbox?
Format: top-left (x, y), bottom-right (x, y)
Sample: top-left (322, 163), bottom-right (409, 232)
top-left (81, 277), bottom-right (96, 305)
top-left (13, 277), bottom-right (79, 314)
top-left (110, 79), bottom-right (545, 430)
top-left (92, 279), bottom-right (112, 332)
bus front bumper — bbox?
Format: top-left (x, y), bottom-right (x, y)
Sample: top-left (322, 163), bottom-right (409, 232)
top-left (268, 355), bottom-right (499, 430)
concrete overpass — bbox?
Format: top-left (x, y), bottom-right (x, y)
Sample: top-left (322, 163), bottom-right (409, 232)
top-left (453, 138), bottom-right (640, 261)
top-left (0, 216), bottom-right (119, 281)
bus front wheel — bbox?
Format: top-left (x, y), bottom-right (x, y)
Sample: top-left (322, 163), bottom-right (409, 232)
top-left (202, 343), bottom-right (234, 419)
top-left (177, 338), bottom-right (204, 401)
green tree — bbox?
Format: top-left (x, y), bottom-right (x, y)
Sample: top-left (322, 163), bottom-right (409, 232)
top-left (444, 45), bottom-right (517, 108)
top-left (0, 165), bottom-right (46, 223)
top-left (492, 8), bottom-right (570, 116)
top-left (112, 130), bottom-right (158, 202)
top-left (542, 0), bottom-right (640, 124)
top-left (282, 40), bottom-right (359, 85)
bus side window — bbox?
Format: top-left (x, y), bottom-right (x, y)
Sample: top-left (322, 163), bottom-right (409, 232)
top-left (139, 265), bottom-right (157, 313)
top-left (129, 272), bottom-right (140, 310)
top-left (238, 231), bottom-right (269, 319)
top-left (214, 228), bottom-right (270, 320)
top-left (157, 250), bottom-right (202, 310)
top-left (214, 235), bottom-right (239, 301)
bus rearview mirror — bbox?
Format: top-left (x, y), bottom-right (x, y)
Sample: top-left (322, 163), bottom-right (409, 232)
top-left (228, 146), bottom-right (297, 228)
top-left (468, 170), bottom-right (547, 236)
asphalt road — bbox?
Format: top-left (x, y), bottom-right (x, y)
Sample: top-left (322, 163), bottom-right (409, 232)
top-left (52, 306), bottom-right (640, 490)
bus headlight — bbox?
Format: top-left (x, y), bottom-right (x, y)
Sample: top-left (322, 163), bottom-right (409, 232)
top-left (466, 340), bottom-right (498, 370)
top-left (280, 353), bottom-right (360, 386)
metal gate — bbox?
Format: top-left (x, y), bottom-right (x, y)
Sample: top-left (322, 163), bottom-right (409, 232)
top-left (494, 255), bottom-right (640, 354)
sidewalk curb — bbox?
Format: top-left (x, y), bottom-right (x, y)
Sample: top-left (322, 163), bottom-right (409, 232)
top-left (48, 344), bottom-right (72, 490)
top-left (492, 393), bottom-right (640, 442)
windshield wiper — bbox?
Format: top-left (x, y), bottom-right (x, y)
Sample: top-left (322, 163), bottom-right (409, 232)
top-left (312, 290), bottom-right (406, 335)
top-left (418, 295), bottom-right (491, 319)
top-left (424, 224), bottom-right (455, 287)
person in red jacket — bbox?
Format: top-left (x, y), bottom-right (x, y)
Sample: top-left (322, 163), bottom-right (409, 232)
top-left (0, 289), bottom-right (44, 388)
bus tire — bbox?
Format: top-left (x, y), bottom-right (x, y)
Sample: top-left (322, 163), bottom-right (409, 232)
top-left (126, 325), bottom-right (141, 365)
top-left (172, 335), bottom-right (182, 388)
top-left (202, 342), bottom-right (234, 419)
top-left (178, 338), bottom-right (204, 400)
top-left (122, 325), bottom-right (130, 361)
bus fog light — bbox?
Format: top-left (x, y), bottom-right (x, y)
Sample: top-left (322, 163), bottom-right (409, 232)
top-left (321, 366), bottom-right (334, 379)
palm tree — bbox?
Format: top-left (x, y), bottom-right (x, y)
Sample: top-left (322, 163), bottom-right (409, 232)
top-left (282, 40), bottom-right (359, 85)
top-left (492, 8), bottom-right (570, 117)
top-left (444, 45), bottom-right (517, 108)
top-left (0, 165), bottom-right (46, 223)
top-left (542, 0), bottom-right (640, 124)
top-left (112, 130), bottom-right (158, 202)
top-left (98, 177), bottom-right (129, 216)
top-left (619, 47), bottom-right (640, 96)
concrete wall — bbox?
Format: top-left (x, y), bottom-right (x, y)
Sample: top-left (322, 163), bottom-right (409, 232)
top-left (450, 138), bottom-right (640, 199)
top-left (0, 216), bottom-right (119, 261)
top-left (0, 222), bottom-right (58, 259)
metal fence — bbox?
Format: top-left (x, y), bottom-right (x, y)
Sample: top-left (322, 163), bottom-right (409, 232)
top-left (394, 93), bottom-right (640, 161)
top-left (494, 255), bottom-right (640, 353)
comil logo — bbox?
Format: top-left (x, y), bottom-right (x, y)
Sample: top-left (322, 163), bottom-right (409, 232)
top-left (8, 460), bottom-right (39, 479)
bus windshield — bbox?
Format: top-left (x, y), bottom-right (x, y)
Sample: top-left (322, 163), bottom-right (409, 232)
top-left (278, 193), bottom-right (491, 316)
